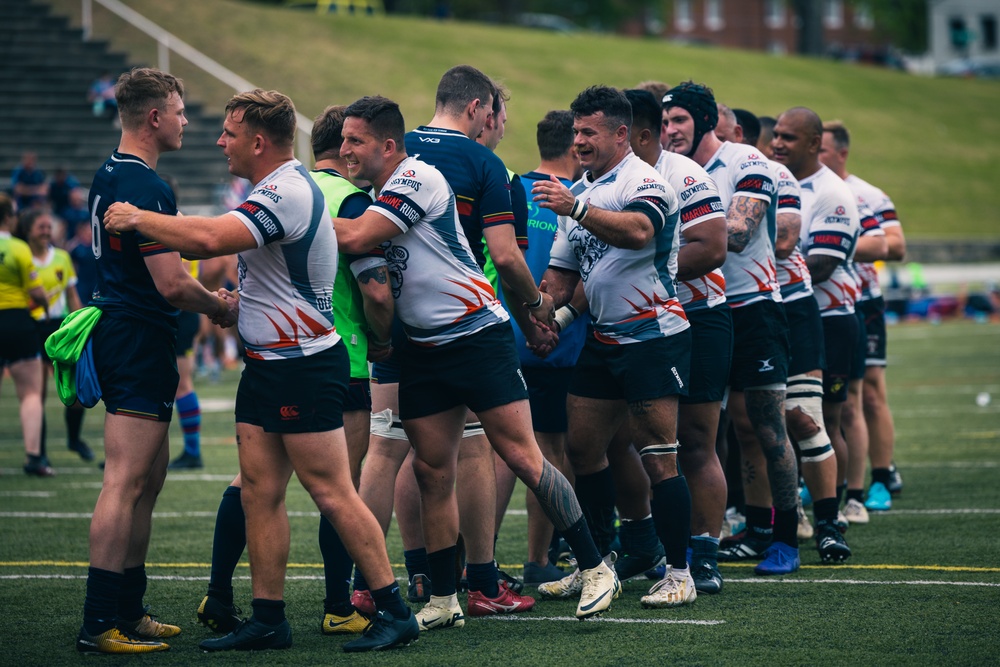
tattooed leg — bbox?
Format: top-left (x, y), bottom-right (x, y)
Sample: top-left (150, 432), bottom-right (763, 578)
top-left (745, 388), bottom-right (798, 511)
top-left (531, 459), bottom-right (584, 532)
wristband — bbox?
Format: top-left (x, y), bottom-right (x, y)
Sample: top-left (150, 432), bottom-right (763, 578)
top-left (570, 197), bottom-right (589, 223)
top-left (526, 292), bottom-right (544, 309)
top-left (553, 304), bottom-right (578, 332)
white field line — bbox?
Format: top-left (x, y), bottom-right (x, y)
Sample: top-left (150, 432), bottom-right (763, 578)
top-left (2, 573), bottom-right (997, 589)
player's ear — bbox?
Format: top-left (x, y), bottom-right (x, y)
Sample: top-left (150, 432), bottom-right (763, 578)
top-left (148, 107), bottom-right (159, 128)
top-left (383, 138), bottom-right (396, 157)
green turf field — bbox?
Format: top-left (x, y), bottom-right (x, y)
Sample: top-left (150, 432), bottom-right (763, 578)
top-left (1, 319), bottom-right (998, 665)
top-left (45, 0), bottom-right (1000, 240)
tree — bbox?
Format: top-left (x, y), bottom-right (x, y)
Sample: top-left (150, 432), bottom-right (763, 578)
top-left (794, 0), bottom-right (825, 55)
top-left (853, 0), bottom-right (928, 53)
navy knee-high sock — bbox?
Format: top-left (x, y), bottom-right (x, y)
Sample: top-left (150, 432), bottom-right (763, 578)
top-left (650, 476), bottom-right (692, 570)
top-left (319, 516), bottom-right (354, 615)
top-left (208, 486), bottom-right (246, 603)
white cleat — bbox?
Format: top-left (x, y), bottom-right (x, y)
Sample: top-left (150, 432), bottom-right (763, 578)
top-left (415, 594), bottom-right (465, 632)
top-left (576, 555), bottom-right (621, 619)
top-left (538, 567), bottom-right (582, 600)
top-left (843, 498), bottom-right (870, 525)
top-left (640, 567), bottom-right (697, 608)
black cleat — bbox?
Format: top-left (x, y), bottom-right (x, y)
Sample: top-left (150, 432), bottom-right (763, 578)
top-left (497, 564), bottom-right (524, 594)
top-left (406, 573), bottom-right (431, 604)
top-left (615, 547), bottom-right (666, 582)
top-left (197, 595), bottom-right (244, 634)
top-left (692, 559), bottom-right (723, 594)
top-left (887, 463), bottom-right (903, 496)
top-left (169, 452), bottom-right (204, 470)
top-left (68, 440), bottom-right (95, 462)
top-left (199, 617), bottom-right (291, 652)
top-left (343, 609), bottom-right (419, 653)
top-left (23, 456), bottom-right (55, 477)
top-left (718, 537), bottom-right (771, 561)
top-left (816, 523), bottom-right (852, 563)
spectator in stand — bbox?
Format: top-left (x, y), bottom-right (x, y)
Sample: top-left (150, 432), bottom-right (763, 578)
top-left (88, 71), bottom-right (119, 121)
top-left (60, 187), bottom-right (91, 229)
top-left (49, 167), bottom-right (81, 215)
top-left (11, 152), bottom-right (49, 210)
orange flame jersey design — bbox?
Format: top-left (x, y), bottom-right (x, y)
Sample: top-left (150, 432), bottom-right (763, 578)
top-left (742, 257), bottom-right (777, 293)
top-left (244, 303), bottom-right (335, 359)
top-left (682, 271), bottom-right (726, 302)
top-left (442, 276), bottom-right (499, 323)
top-left (619, 285), bottom-right (688, 325)
top-left (815, 278), bottom-right (859, 311)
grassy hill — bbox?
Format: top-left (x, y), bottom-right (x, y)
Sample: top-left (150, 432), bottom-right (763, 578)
top-left (49, 0), bottom-right (1000, 239)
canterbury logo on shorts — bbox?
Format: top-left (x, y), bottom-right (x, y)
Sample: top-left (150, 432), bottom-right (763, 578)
top-left (279, 405), bottom-right (300, 420)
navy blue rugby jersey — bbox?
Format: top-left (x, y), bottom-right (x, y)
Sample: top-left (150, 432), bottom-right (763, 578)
top-left (88, 151), bottom-right (180, 330)
top-left (404, 126), bottom-right (522, 269)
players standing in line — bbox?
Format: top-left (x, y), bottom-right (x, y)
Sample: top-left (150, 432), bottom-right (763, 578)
top-left (194, 104), bottom-right (394, 640)
top-left (621, 88), bottom-right (730, 594)
top-left (716, 104), bottom-right (848, 562)
top-left (104, 88), bottom-right (417, 653)
top-left (510, 110), bottom-right (586, 585)
top-left (820, 120), bottom-right (906, 510)
top-left (771, 107), bottom-right (880, 559)
top-left (334, 94), bottom-right (619, 624)
top-left (77, 67), bottom-right (238, 655)
top-left (532, 86), bottom-right (693, 608)
top-left (663, 82), bottom-right (801, 575)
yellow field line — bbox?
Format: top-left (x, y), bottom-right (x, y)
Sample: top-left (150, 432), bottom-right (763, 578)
top-left (2, 560), bottom-right (998, 573)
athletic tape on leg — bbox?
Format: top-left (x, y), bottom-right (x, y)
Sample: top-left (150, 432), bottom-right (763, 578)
top-left (639, 442), bottom-right (679, 457)
top-left (786, 375), bottom-right (833, 462)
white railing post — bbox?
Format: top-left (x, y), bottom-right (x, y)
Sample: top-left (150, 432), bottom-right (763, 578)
top-left (79, 0), bottom-right (313, 160)
top-left (82, 0), bottom-right (92, 40)
top-left (298, 129), bottom-right (311, 167)
top-left (158, 36), bottom-right (170, 72)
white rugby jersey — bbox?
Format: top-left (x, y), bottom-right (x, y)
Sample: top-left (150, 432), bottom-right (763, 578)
top-left (703, 142), bottom-right (779, 307)
top-left (232, 160), bottom-right (341, 360)
top-left (846, 174), bottom-right (896, 302)
top-left (798, 165), bottom-right (861, 316)
top-left (368, 156), bottom-right (508, 345)
top-left (549, 152), bottom-right (689, 344)
top-left (770, 160), bottom-right (813, 304)
top-left (653, 150), bottom-right (727, 312)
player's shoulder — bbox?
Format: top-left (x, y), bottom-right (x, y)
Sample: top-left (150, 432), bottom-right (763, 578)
top-left (768, 159), bottom-right (799, 188)
top-left (723, 142), bottom-right (770, 171)
top-left (659, 151), bottom-right (715, 189)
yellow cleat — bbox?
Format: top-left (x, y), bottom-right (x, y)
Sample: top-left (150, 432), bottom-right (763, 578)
top-left (76, 625), bottom-right (170, 654)
top-left (322, 610), bottom-right (371, 635)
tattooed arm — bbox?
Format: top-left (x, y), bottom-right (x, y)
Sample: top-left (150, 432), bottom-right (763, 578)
top-left (726, 195), bottom-right (770, 253)
top-left (774, 211), bottom-right (801, 260)
top-left (355, 263), bottom-right (394, 351)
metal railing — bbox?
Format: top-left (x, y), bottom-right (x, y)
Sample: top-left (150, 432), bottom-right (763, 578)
top-left (80, 0), bottom-right (313, 162)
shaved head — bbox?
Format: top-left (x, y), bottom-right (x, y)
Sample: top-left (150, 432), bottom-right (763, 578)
top-left (780, 107), bottom-right (823, 141)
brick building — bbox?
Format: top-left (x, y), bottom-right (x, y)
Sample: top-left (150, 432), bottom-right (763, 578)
top-left (663, 0), bottom-right (883, 56)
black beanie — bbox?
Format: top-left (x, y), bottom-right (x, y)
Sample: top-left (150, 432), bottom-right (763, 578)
top-left (662, 82), bottom-right (718, 157)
